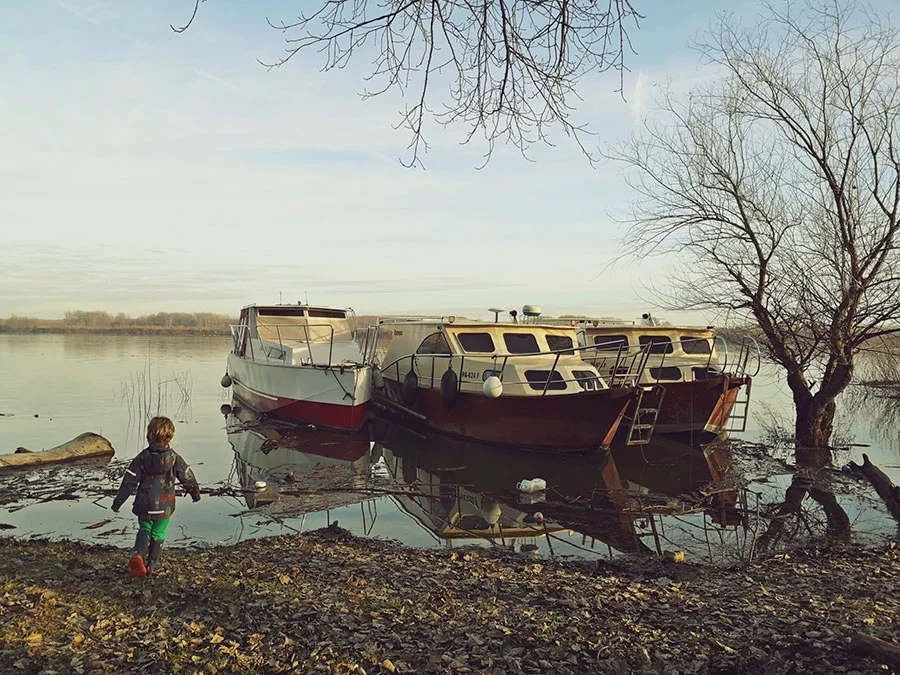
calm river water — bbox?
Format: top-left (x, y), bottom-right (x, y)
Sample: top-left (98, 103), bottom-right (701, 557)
top-left (1, 333), bottom-right (898, 563)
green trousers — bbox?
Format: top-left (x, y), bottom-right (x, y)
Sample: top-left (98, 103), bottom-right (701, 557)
top-left (138, 517), bottom-right (171, 542)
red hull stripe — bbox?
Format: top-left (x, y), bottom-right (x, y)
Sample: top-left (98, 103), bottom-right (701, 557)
top-left (233, 383), bottom-right (368, 432)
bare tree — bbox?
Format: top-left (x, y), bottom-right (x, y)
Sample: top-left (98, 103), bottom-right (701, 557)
top-left (611, 1), bottom-right (900, 451)
top-left (173, 0), bottom-right (642, 166)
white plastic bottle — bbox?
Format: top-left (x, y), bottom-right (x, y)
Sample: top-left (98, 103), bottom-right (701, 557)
top-left (516, 478), bottom-right (547, 493)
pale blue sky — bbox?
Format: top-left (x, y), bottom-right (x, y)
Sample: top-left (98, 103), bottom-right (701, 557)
top-left (0, 0), bottom-right (852, 322)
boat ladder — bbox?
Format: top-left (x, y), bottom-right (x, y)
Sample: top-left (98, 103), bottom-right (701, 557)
top-left (725, 378), bottom-right (752, 434)
top-left (625, 384), bottom-right (665, 446)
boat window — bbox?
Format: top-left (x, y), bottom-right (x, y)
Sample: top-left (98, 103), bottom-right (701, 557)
top-left (504, 333), bottom-right (540, 354)
top-left (639, 335), bottom-right (674, 354)
top-left (649, 366), bottom-right (683, 381)
top-left (257, 307), bottom-right (307, 318)
top-left (525, 370), bottom-right (567, 390)
top-left (546, 335), bottom-right (575, 353)
top-left (416, 332), bottom-right (452, 355)
top-left (681, 336), bottom-right (712, 354)
top-left (308, 309), bottom-right (347, 319)
top-left (573, 370), bottom-right (602, 391)
top-left (692, 367), bottom-right (721, 380)
top-left (457, 332), bottom-right (496, 353)
top-left (593, 335), bottom-right (629, 351)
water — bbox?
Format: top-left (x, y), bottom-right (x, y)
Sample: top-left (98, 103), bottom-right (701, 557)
top-left (1, 333), bottom-right (898, 563)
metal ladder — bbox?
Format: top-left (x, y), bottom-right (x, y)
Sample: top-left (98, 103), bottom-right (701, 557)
top-left (625, 384), bottom-right (665, 446)
top-left (725, 378), bottom-right (752, 433)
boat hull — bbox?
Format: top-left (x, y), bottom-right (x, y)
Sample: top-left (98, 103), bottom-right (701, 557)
top-left (227, 354), bottom-right (371, 432)
top-left (651, 375), bottom-right (749, 441)
top-left (376, 380), bottom-right (636, 452)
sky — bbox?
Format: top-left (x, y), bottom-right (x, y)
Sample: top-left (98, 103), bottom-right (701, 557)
top-left (0, 0), bottom-right (837, 323)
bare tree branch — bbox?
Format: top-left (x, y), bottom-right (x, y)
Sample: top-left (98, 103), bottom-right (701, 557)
top-left (174, 0), bottom-right (643, 166)
top-left (610, 0), bottom-right (900, 451)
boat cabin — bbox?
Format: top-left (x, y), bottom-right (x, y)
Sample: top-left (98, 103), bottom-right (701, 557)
top-left (579, 322), bottom-right (722, 383)
top-left (375, 318), bottom-right (609, 396)
top-left (231, 304), bottom-right (366, 367)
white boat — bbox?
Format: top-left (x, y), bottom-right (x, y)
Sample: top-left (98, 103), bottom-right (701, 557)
top-left (224, 304), bottom-right (372, 432)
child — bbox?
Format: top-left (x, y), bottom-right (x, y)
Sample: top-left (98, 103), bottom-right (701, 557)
top-left (112, 416), bottom-right (201, 577)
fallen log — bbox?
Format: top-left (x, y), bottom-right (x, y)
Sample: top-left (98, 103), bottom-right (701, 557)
top-left (0, 433), bottom-right (114, 471)
top-left (851, 634), bottom-right (900, 670)
top-left (848, 454), bottom-right (900, 525)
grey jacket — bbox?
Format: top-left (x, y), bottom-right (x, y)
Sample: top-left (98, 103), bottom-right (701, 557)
top-left (112, 444), bottom-right (200, 520)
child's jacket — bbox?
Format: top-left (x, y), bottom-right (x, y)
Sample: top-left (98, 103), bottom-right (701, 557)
top-left (112, 444), bottom-right (201, 520)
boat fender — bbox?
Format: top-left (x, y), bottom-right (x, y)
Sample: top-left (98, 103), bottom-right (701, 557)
top-left (402, 370), bottom-right (419, 406)
top-left (221, 373), bottom-right (233, 388)
top-left (440, 366), bottom-right (458, 409)
top-left (483, 375), bottom-right (503, 398)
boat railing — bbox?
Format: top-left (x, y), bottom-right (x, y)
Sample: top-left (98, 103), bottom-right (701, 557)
top-left (581, 338), bottom-right (669, 386)
top-left (379, 342), bottom-right (647, 397)
top-left (734, 335), bottom-right (762, 377)
top-left (358, 324), bottom-right (380, 365)
top-left (714, 335), bottom-right (762, 378)
top-left (230, 322), bottom-right (351, 367)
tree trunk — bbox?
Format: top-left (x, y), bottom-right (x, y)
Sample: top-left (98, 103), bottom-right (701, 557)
top-left (851, 634), bottom-right (900, 670)
top-left (0, 433), bottom-right (114, 471)
top-left (793, 394), bottom-right (837, 450)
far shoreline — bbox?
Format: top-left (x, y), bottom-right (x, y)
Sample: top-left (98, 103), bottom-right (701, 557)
top-left (0, 326), bottom-right (230, 337)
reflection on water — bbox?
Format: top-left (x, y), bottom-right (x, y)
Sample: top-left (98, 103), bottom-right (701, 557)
top-left (227, 403), bottom-right (374, 517)
top-left (1, 335), bottom-right (899, 563)
top-left (373, 420), bottom-right (750, 561)
top-left (219, 402), bottom-right (754, 562)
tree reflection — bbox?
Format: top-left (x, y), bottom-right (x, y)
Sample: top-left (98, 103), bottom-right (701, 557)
top-left (755, 449), bottom-right (850, 554)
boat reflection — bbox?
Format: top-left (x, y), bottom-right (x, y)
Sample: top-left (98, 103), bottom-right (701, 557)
top-left (374, 419), bottom-right (748, 559)
top-left (222, 404), bottom-right (756, 561)
top-left (225, 401), bottom-right (375, 514)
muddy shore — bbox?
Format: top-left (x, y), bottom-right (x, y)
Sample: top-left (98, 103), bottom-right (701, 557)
top-left (1, 530), bottom-right (898, 674)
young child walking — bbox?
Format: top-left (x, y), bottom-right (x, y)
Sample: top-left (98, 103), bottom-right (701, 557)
top-left (112, 416), bottom-right (201, 577)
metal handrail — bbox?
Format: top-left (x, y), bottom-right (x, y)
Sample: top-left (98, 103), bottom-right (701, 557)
top-left (229, 322), bottom-right (349, 366)
top-left (380, 342), bottom-right (644, 393)
top-left (736, 336), bottom-right (762, 377)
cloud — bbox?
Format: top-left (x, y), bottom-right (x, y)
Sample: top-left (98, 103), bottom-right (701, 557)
top-left (629, 70), bottom-right (648, 122)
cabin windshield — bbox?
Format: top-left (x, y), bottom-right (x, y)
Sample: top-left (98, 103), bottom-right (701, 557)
top-left (639, 335), bottom-right (674, 354)
top-left (546, 335), bottom-right (575, 353)
top-left (503, 333), bottom-right (540, 354)
top-left (593, 335), bottom-right (629, 351)
top-left (256, 307), bottom-right (350, 343)
top-left (456, 332), bottom-right (496, 353)
top-left (416, 332), bottom-right (452, 355)
top-left (680, 336), bottom-right (712, 354)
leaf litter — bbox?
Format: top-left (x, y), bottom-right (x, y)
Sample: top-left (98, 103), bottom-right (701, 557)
top-left (0, 527), bottom-right (898, 673)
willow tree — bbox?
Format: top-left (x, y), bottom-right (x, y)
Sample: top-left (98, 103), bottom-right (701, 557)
top-left (173, 0), bottom-right (641, 165)
top-left (613, 1), bottom-right (900, 450)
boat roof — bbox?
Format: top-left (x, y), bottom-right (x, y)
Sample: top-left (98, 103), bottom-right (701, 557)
top-left (547, 317), bottom-right (716, 331)
top-left (377, 317), bottom-right (579, 331)
top-left (242, 304), bottom-right (351, 314)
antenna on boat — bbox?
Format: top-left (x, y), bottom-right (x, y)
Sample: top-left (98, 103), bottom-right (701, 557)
top-left (489, 308), bottom-right (504, 323)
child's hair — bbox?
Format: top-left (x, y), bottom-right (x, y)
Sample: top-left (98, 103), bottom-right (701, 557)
top-left (147, 416), bottom-right (175, 445)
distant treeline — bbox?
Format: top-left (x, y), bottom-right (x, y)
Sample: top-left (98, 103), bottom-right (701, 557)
top-left (0, 311), bottom-right (237, 335)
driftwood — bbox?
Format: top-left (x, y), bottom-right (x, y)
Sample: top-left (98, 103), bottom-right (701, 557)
top-left (851, 634), bottom-right (900, 670)
top-left (848, 454), bottom-right (900, 524)
top-left (0, 433), bottom-right (114, 471)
